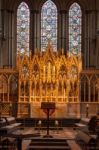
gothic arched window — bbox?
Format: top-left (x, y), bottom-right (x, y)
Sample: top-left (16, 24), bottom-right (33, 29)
top-left (41, 0), bottom-right (57, 51)
top-left (69, 3), bottom-right (82, 54)
top-left (17, 2), bottom-right (30, 54)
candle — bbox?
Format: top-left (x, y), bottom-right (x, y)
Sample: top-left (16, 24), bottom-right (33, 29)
top-left (86, 104), bottom-right (89, 108)
top-left (53, 66), bottom-right (55, 81)
top-left (43, 65), bottom-right (45, 82)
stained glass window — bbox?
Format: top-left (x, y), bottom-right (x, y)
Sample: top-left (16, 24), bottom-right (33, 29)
top-left (69, 3), bottom-right (82, 54)
top-left (41, 0), bottom-right (57, 51)
top-left (17, 2), bottom-right (30, 54)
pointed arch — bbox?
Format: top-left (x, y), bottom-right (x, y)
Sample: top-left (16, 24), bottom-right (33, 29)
top-left (17, 2), bottom-right (30, 54)
top-left (69, 2), bottom-right (82, 54)
top-left (80, 75), bottom-right (89, 102)
top-left (41, 0), bottom-right (57, 51)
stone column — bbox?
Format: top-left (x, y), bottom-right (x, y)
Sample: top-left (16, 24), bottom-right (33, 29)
top-left (1, 8), bottom-right (8, 67)
top-left (0, 0), bottom-right (2, 35)
top-left (58, 10), bottom-right (67, 54)
top-left (30, 10), bottom-right (40, 54)
top-left (84, 10), bottom-right (91, 69)
top-left (96, 10), bottom-right (99, 68)
top-left (0, 0), bottom-right (2, 67)
top-left (1, 9), bottom-right (14, 68)
top-left (7, 10), bottom-right (14, 67)
top-left (88, 10), bottom-right (96, 68)
top-left (84, 10), bottom-right (96, 69)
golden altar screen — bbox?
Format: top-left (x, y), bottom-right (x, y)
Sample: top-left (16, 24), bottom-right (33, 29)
top-left (16, 43), bottom-right (82, 118)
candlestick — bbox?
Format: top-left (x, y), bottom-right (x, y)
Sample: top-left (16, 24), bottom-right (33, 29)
top-left (86, 104), bottom-right (89, 118)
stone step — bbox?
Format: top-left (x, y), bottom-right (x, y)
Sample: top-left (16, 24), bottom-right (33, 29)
top-left (27, 138), bottom-right (71, 150)
top-left (35, 127), bottom-right (63, 130)
top-left (30, 142), bottom-right (69, 146)
top-left (27, 145), bottom-right (71, 150)
top-left (31, 138), bottom-right (66, 142)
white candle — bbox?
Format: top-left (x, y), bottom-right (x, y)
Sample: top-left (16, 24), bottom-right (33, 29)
top-left (43, 65), bottom-right (45, 81)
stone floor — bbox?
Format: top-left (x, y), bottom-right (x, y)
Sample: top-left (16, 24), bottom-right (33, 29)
top-left (21, 127), bottom-right (82, 150)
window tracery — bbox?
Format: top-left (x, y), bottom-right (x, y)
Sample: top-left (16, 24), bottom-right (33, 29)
top-left (69, 3), bottom-right (82, 54)
top-left (17, 2), bottom-right (30, 54)
top-left (41, 0), bottom-right (57, 51)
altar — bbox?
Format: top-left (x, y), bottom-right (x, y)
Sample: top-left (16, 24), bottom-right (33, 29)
top-left (30, 102), bottom-right (80, 118)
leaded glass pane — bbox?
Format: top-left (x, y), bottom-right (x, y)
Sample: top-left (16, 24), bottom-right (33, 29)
top-left (41, 0), bottom-right (57, 51)
top-left (69, 3), bottom-right (82, 54)
top-left (17, 2), bottom-right (30, 54)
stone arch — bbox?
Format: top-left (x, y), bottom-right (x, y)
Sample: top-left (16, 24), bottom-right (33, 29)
top-left (80, 74), bottom-right (89, 102)
top-left (90, 75), bottom-right (98, 102)
top-left (66, 0), bottom-right (88, 11)
top-left (38, 0), bottom-right (60, 12)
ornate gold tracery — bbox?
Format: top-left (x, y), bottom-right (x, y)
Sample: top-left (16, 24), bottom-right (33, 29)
top-left (17, 42), bottom-right (82, 104)
top-left (1, 43), bottom-right (99, 117)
